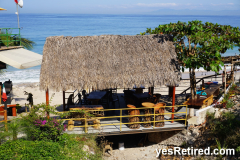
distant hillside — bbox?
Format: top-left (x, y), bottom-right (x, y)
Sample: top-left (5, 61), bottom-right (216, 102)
top-left (146, 9), bottom-right (240, 16)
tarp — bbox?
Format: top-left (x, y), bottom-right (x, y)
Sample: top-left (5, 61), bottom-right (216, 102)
top-left (0, 48), bottom-right (42, 69)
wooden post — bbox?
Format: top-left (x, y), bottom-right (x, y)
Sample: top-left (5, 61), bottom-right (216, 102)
top-left (63, 91), bottom-right (65, 111)
top-left (4, 110), bottom-right (7, 131)
top-left (201, 79), bottom-right (205, 90)
top-left (46, 88), bottom-right (49, 119)
top-left (224, 65), bottom-right (226, 94)
top-left (231, 60), bottom-right (234, 83)
top-left (0, 86), bottom-right (1, 105)
top-left (171, 86), bottom-right (175, 123)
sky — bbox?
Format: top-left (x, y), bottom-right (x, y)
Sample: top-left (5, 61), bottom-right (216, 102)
top-left (0, 0), bottom-right (240, 15)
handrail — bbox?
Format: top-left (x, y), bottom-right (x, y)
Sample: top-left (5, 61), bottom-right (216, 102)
top-left (61, 105), bottom-right (188, 133)
top-left (180, 74), bottom-right (222, 95)
top-left (0, 110), bottom-right (8, 131)
top-left (0, 28), bottom-right (21, 47)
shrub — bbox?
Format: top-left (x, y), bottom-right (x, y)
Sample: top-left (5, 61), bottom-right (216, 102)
top-left (0, 134), bottom-right (102, 160)
top-left (226, 99), bottom-right (235, 109)
top-left (206, 112), bottom-right (240, 148)
top-left (0, 123), bottom-right (9, 145)
top-left (7, 118), bottom-right (22, 140)
top-left (20, 102), bottom-right (67, 141)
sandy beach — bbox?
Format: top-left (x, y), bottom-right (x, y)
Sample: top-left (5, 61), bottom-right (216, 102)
top-left (10, 70), bottom-right (240, 108)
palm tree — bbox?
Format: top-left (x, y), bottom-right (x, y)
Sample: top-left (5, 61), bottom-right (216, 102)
top-left (0, 29), bottom-right (35, 49)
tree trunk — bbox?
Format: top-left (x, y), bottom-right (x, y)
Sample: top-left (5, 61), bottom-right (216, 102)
top-left (190, 68), bottom-right (197, 100)
top-left (192, 68), bottom-right (197, 99)
top-left (190, 68), bottom-right (194, 99)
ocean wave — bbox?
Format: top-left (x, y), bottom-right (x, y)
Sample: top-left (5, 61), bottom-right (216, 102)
top-left (1, 65), bottom-right (240, 84)
top-left (0, 69), bottom-right (40, 84)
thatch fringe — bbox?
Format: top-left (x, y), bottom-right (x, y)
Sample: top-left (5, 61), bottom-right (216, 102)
top-left (40, 34), bottom-right (181, 91)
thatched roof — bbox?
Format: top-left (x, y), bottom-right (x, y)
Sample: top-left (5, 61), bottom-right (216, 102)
top-left (40, 34), bottom-right (181, 91)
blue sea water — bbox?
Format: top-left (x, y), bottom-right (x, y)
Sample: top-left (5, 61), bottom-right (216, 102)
top-left (0, 14), bottom-right (240, 83)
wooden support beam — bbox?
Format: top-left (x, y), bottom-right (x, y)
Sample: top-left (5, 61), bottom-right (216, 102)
top-left (224, 66), bottom-right (226, 94)
top-left (46, 88), bottom-right (49, 119)
top-left (63, 91), bottom-right (65, 111)
top-left (4, 110), bottom-right (7, 131)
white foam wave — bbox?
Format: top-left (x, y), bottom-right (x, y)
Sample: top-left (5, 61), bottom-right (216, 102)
top-left (0, 65), bottom-right (239, 84)
top-left (0, 69), bottom-right (40, 84)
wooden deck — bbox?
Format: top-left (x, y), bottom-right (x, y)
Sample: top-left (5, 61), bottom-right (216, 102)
top-left (0, 46), bottom-right (23, 51)
top-left (64, 117), bottom-right (185, 136)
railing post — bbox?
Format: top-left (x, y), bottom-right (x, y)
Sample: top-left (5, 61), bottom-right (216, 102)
top-left (63, 91), bottom-right (65, 111)
top-left (19, 28), bottom-right (21, 46)
top-left (171, 86), bottom-right (175, 123)
top-left (4, 110), bottom-right (8, 131)
top-left (84, 118), bottom-right (87, 133)
top-left (6, 29), bottom-right (8, 47)
top-left (120, 109), bottom-right (122, 132)
top-left (153, 107), bottom-right (155, 129)
top-left (185, 105), bottom-right (188, 126)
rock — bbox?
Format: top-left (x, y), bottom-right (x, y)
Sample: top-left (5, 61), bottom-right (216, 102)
top-left (82, 145), bottom-right (89, 152)
top-left (214, 109), bottom-right (221, 118)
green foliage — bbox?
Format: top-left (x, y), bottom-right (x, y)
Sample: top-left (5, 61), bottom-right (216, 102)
top-left (0, 134), bottom-right (102, 160)
top-left (0, 123), bottom-right (10, 145)
top-left (222, 93), bottom-right (230, 104)
top-left (7, 118), bottom-right (22, 140)
top-left (215, 139), bottom-right (227, 160)
top-left (142, 20), bottom-right (240, 99)
top-left (0, 140), bottom-right (64, 159)
top-left (20, 103), bottom-right (67, 141)
top-left (143, 21), bottom-right (240, 73)
top-left (207, 112), bottom-right (240, 148)
top-left (226, 99), bottom-right (235, 109)
top-left (0, 29), bottom-right (35, 49)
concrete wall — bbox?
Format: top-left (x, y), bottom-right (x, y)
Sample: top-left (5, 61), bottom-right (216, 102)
top-left (195, 82), bottom-right (233, 124)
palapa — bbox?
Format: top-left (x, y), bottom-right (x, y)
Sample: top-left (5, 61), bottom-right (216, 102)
top-left (40, 34), bottom-right (181, 91)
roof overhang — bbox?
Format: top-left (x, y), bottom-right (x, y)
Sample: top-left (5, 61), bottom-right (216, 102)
top-left (0, 48), bottom-right (42, 69)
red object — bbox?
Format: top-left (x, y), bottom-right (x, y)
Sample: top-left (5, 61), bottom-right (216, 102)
top-left (2, 84), bottom-right (7, 102)
top-left (171, 86), bottom-right (175, 123)
top-left (0, 104), bottom-right (17, 116)
top-left (14, 0), bottom-right (18, 4)
top-left (46, 89), bottom-right (49, 119)
top-left (206, 82), bottom-right (213, 85)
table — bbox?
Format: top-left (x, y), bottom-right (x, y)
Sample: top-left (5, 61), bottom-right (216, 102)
top-left (69, 105), bottom-right (104, 117)
top-left (183, 84), bottom-right (221, 108)
top-left (87, 91), bottom-right (107, 105)
top-left (133, 92), bottom-right (150, 107)
top-left (0, 104), bottom-right (17, 116)
top-left (88, 91), bottom-right (107, 100)
top-left (204, 84), bottom-right (221, 97)
top-left (133, 92), bottom-right (149, 99)
top-left (69, 105), bottom-right (104, 131)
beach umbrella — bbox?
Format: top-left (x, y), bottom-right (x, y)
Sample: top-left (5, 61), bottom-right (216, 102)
top-left (0, 7), bottom-right (7, 11)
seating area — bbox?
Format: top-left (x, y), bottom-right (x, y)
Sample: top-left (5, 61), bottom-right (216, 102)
top-left (62, 86), bottom-right (188, 134)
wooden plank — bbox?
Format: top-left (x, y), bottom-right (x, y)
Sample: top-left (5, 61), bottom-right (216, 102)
top-left (69, 105), bottom-right (103, 110)
top-left (0, 46), bottom-right (23, 51)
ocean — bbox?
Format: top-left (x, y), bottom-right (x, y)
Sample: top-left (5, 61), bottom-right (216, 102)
top-left (0, 14), bottom-right (240, 83)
